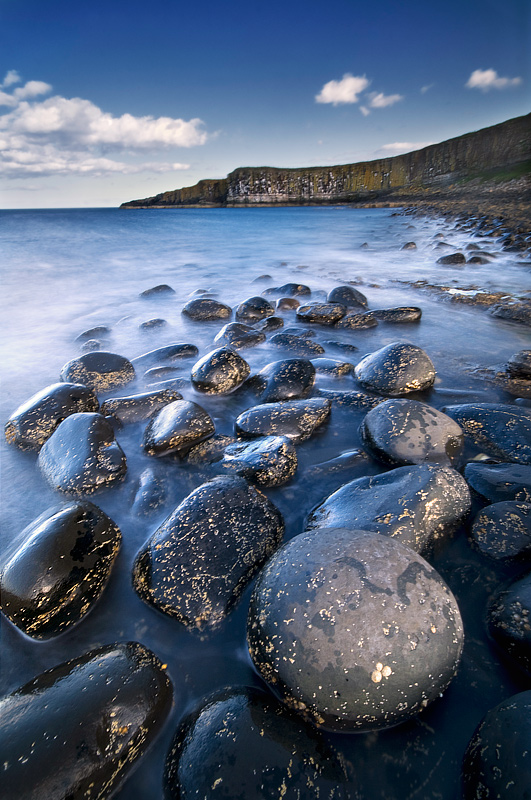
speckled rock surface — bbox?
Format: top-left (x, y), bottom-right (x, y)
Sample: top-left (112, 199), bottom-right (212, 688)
top-left (307, 464), bottom-right (471, 555)
top-left (38, 412), bottom-right (127, 494)
top-left (133, 476), bottom-right (284, 630)
top-left (235, 397), bottom-right (331, 443)
top-left (0, 641), bottom-right (173, 800)
top-left (191, 347), bottom-right (251, 394)
top-left (296, 302), bottom-right (347, 325)
top-left (182, 434), bottom-right (236, 465)
top-left (487, 571), bottom-right (531, 674)
top-left (470, 501), bottom-right (531, 560)
top-left (0, 501), bottom-right (121, 639)
top-left (335, 311), bottom-right (378, 329)
top-left (213, 322), bottom-right (266, 349)
top-left (507, 349), bottom-right (531, 378)
top-left (140, 283), bottom-right (175, 297)
top-left (369, 307), bottom-right (422, 323)
top-left (221, 435), bottom-right (297, 486)
top-left (142, 400), bottom-right (215, 457)
top-left (247, 528), bottom-right (464, 732)
top-left (131, 343), bottom-right (199, 367)
top-left (235, 295), bottom-right (275, 322)
top-left (270, 332), bottom-right (325, 356)
top-left (255, 315), bottom-right (284, 332)
top-left (181, 298), bottom-right (232, 321)
top-left (311, 357), bottom-right (355, 376)
top-left (60, 351), bottom-right (136, 393)
top-left (464, 461), bottom-right (531, 503)
top-left (5, 382), bottom-right (99, 450)
top-left (263, 282), bottom-right (311, 297)
top-left (354, 342), bottom-right (436, 396)
top-left (327, 285), bottom-right (368, 309)
top-left (164, 686), bottom-right (354, 799)
top-left (101, 388), bottom-right (182, 425)
top-left (443, 403), bottom-right (531, 464)
top-left (360, 399), bottom-right (464, 467)
top-left (252, 358), bottom-right (315, 402)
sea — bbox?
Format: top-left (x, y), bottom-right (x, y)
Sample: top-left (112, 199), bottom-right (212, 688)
top-left (0, 206), bottom-right (530, 799)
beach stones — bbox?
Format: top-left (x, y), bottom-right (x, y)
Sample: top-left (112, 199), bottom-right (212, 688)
top-left (443, 402), bottom-right (531, 464)
top-left (5, 382), bottom-right (99, 450)
top-left (235, 295), bottom-right (275, 322)
top-left (221, 435), bottom-right (297, 486)
top-left (507, 349), bottom-right (531, 378)
top-left (490, 301), bottom-right (531, 325)
top-left (38, 412), bottom-right (127, 494)
top-left (369, 307), bottom-right (422, 323)
top-left (247, 527), bottom-right (464, 732)
top-left (182, 298), bottom-right (232, 321)
top-left (213, 322), bottom-right (266, 349)
top-left (307, 464), bottom-right (470, 555)
top-left (296, 302), bottom-right (347, 325)
top-left (131, 343), bottom-right (199, 367)
top-left (464, 461), bottom-right (531, 503)
top-left (256, 315), bottom-right (284, 332)
top-left (437, 252), bottom-right (466, 265)
top-left (140, 283), bottom-right (175, 297)
top-left (142, 400), bottom-right (215, 457)
top-left (263, 283), bottom-right (311, 297)
top-left (487, 571), bottom-right (531, 673)
top-left (462, 691), bottom-right (531, 800)
top-left (0, 641), bottom-right (172, 800)
top-left (101, 387), bottom-right (181, 424)
top-left (336, 311), bottom-right (378, 329)
top-left (270, 332), bottom-right (325, 356)
top-left (327, 285), bottom-right (368, 308)
top-left (164, 686), bottom-right (354, 799)
top-left (360, 399), bottom-right (464, 467)
top-left (252, 358), bottom-right (315, 402)
top-left (60, 351), bottom-right (136, 393)
top-left (235, 397), bottom-right (331, 443)
top-left (191, 347), bottom-right (250, 394)
top-left (311, 357), bottom-right (354, 376)
top-left (133, 476), bottom-right (284, 630)
top-left (470, 501), bottom-right (531, 560)
top-left (0, 501), bottom-right (121, 639)
top-left (354, 342), bottom-right (436, 395)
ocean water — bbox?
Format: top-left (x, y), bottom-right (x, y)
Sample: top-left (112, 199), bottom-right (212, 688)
top-left (0, 206), bottom-right (530, 799)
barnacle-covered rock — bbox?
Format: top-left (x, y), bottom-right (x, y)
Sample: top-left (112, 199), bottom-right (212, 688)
top-left (182, 298), bottom-right (232, 321)
top-left (443, 403), bottom-right (531, 464)
top-left (221, 435), bottom-right (297, 486)
top-left (101, 387), bottom-right (181, 424)
top-left (252, 358), bottom-right (315, 402)
top-left (60, 351), bottom-right (136, 393)
top-left (235, 295), bottom-right (275, 323)
top-left (470, 501), bottom-right (531, 560)
top-left (354, 342), bottom-right (436, 396)
top-left (191, 347), bottom-right (250, 394)
top-left (142, 400), bottom-right (215, 457)
top-left (235, 397), bottom-right (331, 443)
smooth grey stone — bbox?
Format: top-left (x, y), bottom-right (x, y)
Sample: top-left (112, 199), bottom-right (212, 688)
top-left (140, 283), bottom-right (175, 297)
top-left (221, 435), bottom-right (297, 487)
top-left (164, 686), bottom-right (354, 799)
top-left (5, 382), bottom-right (99, 451)
top-left (235, 397), bottom-right (331, 443)
top-left (0, 501), bottom-right (121, 639)
top-left (307, 464), bottom-right (470, 555)
top-left (443, 402), bottom-right (531, 464)
top-left (327, 285), bottom-right (368, 308)
top-left (101, 388), bottom-right (181, 424)
top-left (401, 241), bottom-right (417, 250)
top-left (214, 322), bottom-right (266, 349)
top-left (437, 252), bottom-right (466, 265)
top-left (0, 642), bottom-right (172, 800)
top-left (296, 302), bottom-right (347, 325)
top-left (255, 315), bottom-right (284, 332)
top-left (464, 462), bottom-right (531, 503)
top-left (131, 343), bottom-right (199, 367)
top-left (182, 434), bottom-right (237, 464)
top-left (248, 528), bottom-right (464, 732)
top-left (270, 332), bottom-right (325, 356)
top-left (335, 311), bottom-right (378, 329)
top-left (235, 295), bottom-right (275, 323)
top-left (133, 476), bottom-right (284, 630)
top-left (182, 298), bottom-right (232, 321)
top-left (462, 691), bottom-right (531, 800)
top-left (507, 349), bottom-right (531, 378)
top-left (311, 357), bottom-right (355, 376)
top-left (360, 399), bottom-right (464, 467)
top-left (140, 318), bottom-right (166, 329)
top-left (369, 307), bottom-right (422, 323)
top-left (142, 400), bottom-right (215, 457)
top-left (487, 571), bottom-right (531, 673)
top-left (252, 358), bottom-right (315, 402)
top-left (490, 301), bottom-right (531, 325)
top-left (191, 347), bottom-right (250, 394)
top-left (60, 351), bottom-right (136, 393)
top-left (38, 413), bottom-right (127, 495)
top-left (75, 325), bottom-right (111, 341)
top-left (470, 501), bottom-right (531, 560)
top-left (354, 342), bottom-right (436, 396)
top-left (262, 283), bottom-right (311, 297)
top-left (132, 467), bottom-right (168, 515)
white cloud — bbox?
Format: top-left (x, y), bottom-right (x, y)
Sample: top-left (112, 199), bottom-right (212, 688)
top-left (1, 70), bottom-right (21, 88)
top-left (367, 91), bottom-right (403, 109)
top-left (378, 141), bottom-right (434, 155)
top-left (420, 84), bottom-right (433, 94)
top-left (466, 69), bottom-right (522, 91)
top-left (315, 74), bottom-right (370, 105)
top-left (360, 106), bottom-right (370, 117)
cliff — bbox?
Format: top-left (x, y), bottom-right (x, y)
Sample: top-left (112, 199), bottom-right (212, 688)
top-left (121, 113), bottom-right (531, 209)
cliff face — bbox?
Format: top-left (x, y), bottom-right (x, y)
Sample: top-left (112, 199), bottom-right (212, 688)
top-left (121, 113), bottom-right (531, 208)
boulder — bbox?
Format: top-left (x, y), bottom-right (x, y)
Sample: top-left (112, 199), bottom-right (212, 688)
top-left (470, 501), bottom-right (531, 560)
top-left (270, 332), bottom-right (325, 356)
top-left (131, 343), bottom-right (199, 367)
top-left (464, 461), bottom-right (531, 503)
top-left (335, 312), bottom-right (378, 329)
top-left (252, 358), bottom-right (315, 402)
top-left (296, 302), bottom-right (347, 325)
top-left (191, 347), bottom-right (250, 394)
top-left (235, 397), bottom-right (331, 443)
top-left (132, 467), bottom-right (167, 515)
top-left (369, 307), bottom-right (422, 323)
top-left (213, 322), bottom-right (266, 349)
top-left (443, 403), bottom-right (531, 464)
top-left (327, 285), bottom-right (368, 308)
top-left (255, 315), bottom-right (284, 332)
top-left (182, 298), bottom-right (232, 321)
top-left (142, 400), bottom-right (215, 457)
top-left (437, 252), bottom-right (466, 265)
top-left (235, 295), bottom-right (275, 323)
top-left (311, 357), bottom-right (355, 376)
top-left (140, 283), bottom-right (175, 297)
top-left (487, 571), bottom-right (531, 673)
top-left (490, 301), bottom-right (531, 326)
top-left (60, 351), bottom-right (136, 393)
top-left (221, 435), bottom-right (297, 486)
top-left (354, 342), bottom-right (436, 396)
top-left (101, 388), bottom-right (181, 424)
top-left (276, 297), bottom-right (300, 310)
top-left (507, 350), bottom-right (531, 378)
top-left (263, 283), bottom-right (311, 297)
top-left (140, 318), bottom-right (166, 329)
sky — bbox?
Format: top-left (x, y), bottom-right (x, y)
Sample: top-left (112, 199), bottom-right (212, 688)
top-left (0, 0), bottom-right (529, 208)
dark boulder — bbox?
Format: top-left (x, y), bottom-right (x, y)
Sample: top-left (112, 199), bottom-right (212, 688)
top-left (354, 342), bottom-right (436, 396)
top-left (221, 435), bottom-right (297, 487)
top-left (182, 434), bottom-right (236, 464)
top-left (255, 315), bottom-right (284, 332)
top-left (326, 285), bottom-right (368, 308)
top-left (101, 388), bottom-right (181, 424)
top-left (235, 295), bottom-right (275, 323)
top-left (322, 340), bottom-right (359, 354)
top-left (182, 298), bottom-right (232, 321)
top-left (235, 397), bottom-right (331, 443)
top-left (464, 461), bottom-right (531, 503)
top-left (470, 501), bottom-right (531, 560)
top-left (140, 284), bottom-right (175, 297)
top-left (0, 501), bottom-right (121, 638)
top-left (270, 332), bottom-right (325, 356)
top-left (369, 307), bottom-right (422, 323)
top-left (507, 349), bottom-right (531, 378)
top-left (487, 571), bottom-right (531, 673)
top-left (75, 325), bottom-right (111, 341)
top-left (276, 296), bottom-right (300, 310)
top-left (490, 301), bottom-right (531, 326)
top-left (131, 343), bottom-right (199, 367)
top-left (252, 358), bottom-right (315, 402)
top-left (436, 252), bottom-right (466, 265)
top-left (443, 402), bottom-right (531, 464)
top-left (191, 347), bottom-right (250, 394)
top-left (142, 400), bottom-right (215, 457)
top-left (133, 476), bottom-right (284, 630)
top-left (213, 322), bottom-right (266, 349)
top-left (132, 467), bottom-right (168, 515)
top-left (247, 528), bottom-right (463, 732)
top-left (311, 357), bottom-right (354, 376)
top-left (140, 318), bottom-right (167, 330)
top-left (263, 283), bottom-right (311, 297)
top-left (335, 311), bottom-right (378, 329)
top-left (60, 351), bottom-right (136, 393)
top-left (401, 241), bottom-right (417, 250)
top-left (296, 302), bottom-right (347, 325)
top-left (5, 382), bottom-right (99, 451)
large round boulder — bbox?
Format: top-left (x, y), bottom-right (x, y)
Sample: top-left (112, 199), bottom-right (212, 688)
top-left (487, 571), bottom-right (531, 674)
top-left (235, 295), bottom-right (275, 323)
top-left (470, 501), bottom-right (531, 560)
top-left (296, 302), bottom-right (347, 325)
top-left (252, 358), bottom-right (316, 402)
top-left (60, 351), bottom-right (136, 393)
top-left (182, 298), bottom-right (232, 321)
top-left (463, 462), bottom-right (531, 504)
top-left (191, 347), bottom-right (251, 394)
top-left (354, 342), bottom-right (436, 396)
top-left (235, 397), bottom-right (331, 443)
top-left (443, 403), bottom-right (531, 464)
top-left (213, 322), bottom-right (266, 349)
top-left (221, 435), bottom-right (297, 487)
top-left (101, 387), bottom-right (181, 425)
top-left (142, 400), bottom-right (215, 457)
top-left (327, 285), bottom-right (368, 309)
top-left (247, 528), bottom-right (464, 732)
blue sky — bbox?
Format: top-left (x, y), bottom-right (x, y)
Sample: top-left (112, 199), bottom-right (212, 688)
top-left (1, 0), bottom-right (529, 208)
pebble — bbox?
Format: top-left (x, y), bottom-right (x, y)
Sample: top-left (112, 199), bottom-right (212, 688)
top-left (181, 298), bottom-right (232, 321)
top-left (142, 399), bottom-right (215, 457)
top-left (354, 342), bottom-right (436, 396)
top-left (190, 347), bottom-right (251, 394)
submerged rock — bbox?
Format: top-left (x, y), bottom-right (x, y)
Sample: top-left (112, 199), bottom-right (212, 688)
top-left (133, 476), bottom-right (284, 630)
top-left (101, 387), bottom-right (181, 424)
top-left (369, 307), bottom-right (422, 323)
top-left (140, 318), bottom-right (167, 330)
top-left (131, 343), bottom-right (199, 367)
top-left (235, 397), bottom-right (331, 443)
top-left (164, 686), bottom-right (354, 799)
top-left (182, 434), bottom-right (236, 465)
top-left (0, 641), bottom-right (173, 800)
top-left (255, 315), bottom-right (284, 332)
top-left (490, 301), bottom-right (531, 326)
top-left (38, 413), bottom-right (127, 494)
top-left (464, 461), bottom-right (531, 503)
top-left (247, 527), bottom-right (463, 732)
top-left (263, 283), bottom-right (311, 297)
top-left (142, 400), bottom-right (215, 457)
top-left (5, 382), bottom-right (99, 451)
top-left (437, 252), bottom-right (466, 265)
top-left (296, 302), bottom-right (347, 325)
top-left (327, 285), bottom-right (368, 308)
top-left (0, 501), bottom-right (121, 639)
top-left (221, 435), bottom-right (297, 487)
top-left (336, 311), bottom-right (378, 329)
top-left (140, 283), bottom-right (175, 297)
top-left (132, 467), bottom-right (168, 515)
top-left (487, 571), bottom-right (531, 673)
top-left (235, 295), bottom-right (275, 322)
top-left (270, 332), bottom-right (325, 356)
top-left (354, 342), bottom-right (436, 396)
top-left (276, 296), bottom-right (300, 310)
top-left (311, 357), bottom-right (355, 376)
top-left (182, 298), bottom-right (232, 321)
top-left (213, 322), bottom-right (266, 349)
top-left (470, 501), bottom-right (531, 560)
top-left (252, 358), bottom-right (315, 402)
top-left (61, 351), bottom-right (136, 393)
top-left (443, 402), bottom-right (531, 464)
top-left (191, 347), bottom-right (250, 394)
top-left (507, 349), bottom-right (531, 378)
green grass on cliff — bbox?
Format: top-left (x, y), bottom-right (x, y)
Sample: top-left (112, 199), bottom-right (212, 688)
top-left (456, 159), bottom-right (531, 186)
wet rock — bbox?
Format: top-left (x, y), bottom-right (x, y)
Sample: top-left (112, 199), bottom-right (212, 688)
top-left (75, 325), bottom-right (111, 341)
top-left (235, 397), bottom-right (331, 443)
top-left (323, 340), bottom-right (359, 354)
top-left (191, 347), bottom-right (250, 394)
top-left (487, 571), bottom-right (531, 672)
top-left (221, 435), bottom-right (297, 487)
top-left (213, 322), bottom-right (266, 349)
top-left (133, 476), bottom-right (284, 630)
top-left (467, 255), bottom-right (490, 264)
top-left (132, 467), bottom-right (168, 515)
top-left (270, 332), bottom-right (325, 356)
top-left (318, 388), bottom-right (384, 409)
top-left (142, 400), bottom-right (215, 457)
top-left (0, 641), bottom-right (173, 800)
top-left (0, 501), bottom-right (121, 638)
top-left (263, 283), bottom-right (311, 297)
top-left (140, 283), bottom-right (176, 297)
top-left (327, 285), bottom-right (368, 309)
top-left (252, 358), bottom-right (315, 402)
top-left (360, 399), bottom-right (464, 467)
top-left (401, 241), bottom-right (417, 250)
top-left (462, 691), bottom-right (531, 800)
top-left (490, 301), bottom-right (531, 326)
top-left (235, 295), bottom-right (275, 323)
top-left (369, 307), bottom-right (422, 323)
top-left (255, 315), bottom-right (284, 332)
top-left (307, 464), bottom-right (470, 555)
top-left (247, 527), bottom-right (464, 732)
top-left (354, 342), bottom-right (436, 396)
top-left (182, 434), bottom-right (237, 464)
top-left (335, 311), bottom-right (378, 329)
top-left (276, 296), bottom-right (300, 310)
top-left (470, 501), bottom-right (531, 560)
top-left (443, 403), bottom-right (531, 464)
top-left (311, 357), bottom-right (354, 376)
top-left (282, 326), bottom-right (316, 337)
top-left (164, 686), bottom-right (354, 799)
top-left (437, 252), bottom-right (466, 265)
top-left (143, 366), bottom-right (182, 381)
top-left (5, 382), bottom-right (99, 451)
top-left (182, 298), bottom-right (232, 321)
top-left (131, 343), bottom-right (199, 367)
top-left (80, 339), bottom-right (101, 352)
top-left (140, 318), bottom-right (167, 329)
top-left (296, 302), bottom-right (347, 325)
top-left (464, 461), bottom-right (531, 503)
top-left (101, 388), bottom-right (181, 425)
top-left (507, 349), bottom-right (531, 378)
top-left (60, 351), bottom-right (136, 393)
top-left (38, 413), bottom-right (127, 495)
